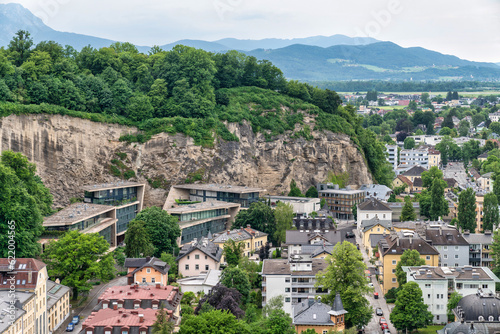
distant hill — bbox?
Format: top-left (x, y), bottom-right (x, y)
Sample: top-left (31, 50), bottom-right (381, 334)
top-left (246, 42), bottom-right (500, 81)
top-left (1, 3), bottom-right (499, 81)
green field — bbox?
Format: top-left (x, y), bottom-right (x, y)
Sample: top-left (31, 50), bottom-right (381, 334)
top-left (376, 105), bottom-right (407, 110)
top-left (414, 325), bottom-right (443, 334)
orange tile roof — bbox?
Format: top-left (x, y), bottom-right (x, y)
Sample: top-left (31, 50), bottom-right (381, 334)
top-left (98, 285), bottom-right (179, 303)
top-left (82, 309), bottom-right (165, 329)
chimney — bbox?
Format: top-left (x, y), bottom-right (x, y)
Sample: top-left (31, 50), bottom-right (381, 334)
top-left (227, 230), bottom-right (230, 235)
top-left (156, 283), bottom-right (161, 289)
top-left (439, 227), bottom-right (442, 236)
top-left (396, 238), bottom-right (400, 247)
top-left (247, 224), bottom-right (251, 228)
top-left (308, 296), bottom-right (315, 307)
top-left (139, 314), bottom-right (144, 323)
top-left (113, 302), bottom-right (118, 310)
top-left (146, 256), bottom-right (151, 262)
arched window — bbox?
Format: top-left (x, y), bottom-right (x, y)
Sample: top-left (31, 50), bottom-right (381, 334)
top-left (489, 316), bottom-right (494, 321)
top-left (478, 316), bottom-right (485, 321)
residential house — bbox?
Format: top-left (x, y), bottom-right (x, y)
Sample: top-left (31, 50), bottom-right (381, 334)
top-left (176, 237), bottom-right (223, 277)
top-left (0, 291), bottom-right (35, 334)
top-left (400, 165), bottom-right (427, 183)
top-left (284, 229), bottom-right (345, 259)
top-left (477, 152), bottom-right (489, 162)
top-left (124, 257), bottom-right (170, 286)
top-left (46, 280), bottom-right (71, 333)
top-left (356, 198), bottom-right (392, 230)
top-left (360, 217), bottom-right (392, 253)
top-left (477, 172), bottom-right (493, 192)
top-left (177, 269), bottom-right (222, 295)
top-left (378, 232), bottom-right (439, 293)
top-left (463, 231), bottom-right (494, 268)
top-left (213, 225), bottom-right (268, 260)
top-left (165, 200), bottom-right (240, 245)
top-left (80, 308), bottom-right (163, 334)
top-left (261, 256), bottom-right (329, 315)
top-left (405, 266), bottom-right (500, 324)
top-left (82, 182), bottom-right (145, 244)
top-left (265, 195), bottom-right (321, 215)
top-left (489, 111), bottom-right (500, 123)
top-left (0, 258), bottom-right (48, 334)
top-left (293, 293), bottom-right (347, 334)
top-left (412, 177), bottom-right (458, 193)
top-left (425, 226), bottom-right (469, 267)
top-left (317, 184), bottom-right (366, 220)
top-left (359, 184), bottom-right (393, 202)
top-left (392, 175), bottom-right (413, 193)
top-left (96, 284), bottom-right (181, 322)
top-left (163, 183), bottom-right (266, 209)
top-left (428, 148), bottom-right (441, 168)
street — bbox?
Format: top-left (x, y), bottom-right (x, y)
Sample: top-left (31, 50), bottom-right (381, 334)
top-left (442, 163), bottom-right (467, 187)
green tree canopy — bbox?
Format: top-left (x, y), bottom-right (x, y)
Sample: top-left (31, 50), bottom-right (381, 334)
top-left (395, 249), bottom-right (426, 287)
top-left (305, 186), bottom-right (319, 198)
top-left (483, 193), bottom-right (499, 232)
top-left (233, 201), bottom-right (276, 244)
top-left (315, 241), bottom-right (372, 328)
top-left (42, 231), bottom-right (115, 299)
top-left (400, 196), bottom-right (416, 222)
top-left (447, 292), bottom-right (462, 322)
top-left (288, 179), bottom-right (304, 197)
top-left (179, 310), bottom-right (248, 334)
top-left (273, 202), bottom-right (295, 246)
top-left (124, 219), bottom-right (154, 258)
top-left (403, 137), bottom-right (415, 149)
top-left (429, 178), bottom-right (449, 220)
top-left (457, 188), bottom-right (477, 232)
top-left (390, 282), bottom-right (433, 331)
top-left (220, 266), bottom-right (251, 305)
top-left (135, 206), bottom-right (181, 256)
top-left (223, 239), bottom-right (245, 267)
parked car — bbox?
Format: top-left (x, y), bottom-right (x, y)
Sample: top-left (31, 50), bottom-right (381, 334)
top-left (374, 292), bottom-right (379, 299)
top-left (368, 283), bottom-right (374, 288)
top-left (345, 231), bottom-right (355, 238)
top-left (66, 323), bottom-right (74, 332)
top-left (72, 316), bottom-right (80, 325)
top-left (381, 323), bottom-right (389, 330)
top-left (383, 329), bottom-right (391, 334)
top-left (376, 307), bottom-right (383, 316)
top-left (379, 317), bottom-right (387, 325)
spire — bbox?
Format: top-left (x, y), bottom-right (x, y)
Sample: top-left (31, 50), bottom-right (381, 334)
top-left (207, 231), bottom-right (213, 240)
top-left (332, 292), bottom-right (344, 312)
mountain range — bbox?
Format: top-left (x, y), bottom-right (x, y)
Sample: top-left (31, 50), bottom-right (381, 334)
top-left (1, 2), bottom-right (499, 81)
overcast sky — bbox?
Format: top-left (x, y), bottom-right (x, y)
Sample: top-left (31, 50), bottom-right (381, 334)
top-left (2, 0), bottom-right (499, 62)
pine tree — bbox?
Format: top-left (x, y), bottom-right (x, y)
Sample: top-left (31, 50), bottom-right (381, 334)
top-left (457, 188), bottom-right (477, 232)
top-left (483, 193), bottom-right (499, 232)
top-left (400, 196), bottom-right (416, 222)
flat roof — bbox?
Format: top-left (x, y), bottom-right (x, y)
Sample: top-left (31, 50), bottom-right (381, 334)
top-left (261, 259), bottom-right (328, 276)
top-left (43, 203), bottom-right (115, 226)
top-left (166, 201), bottom-right (240, 214)
top-left (82, 182), bottom-right (145, 192)
top-left (173, 183), bottom-right (266, 194)
top-left (319, 188), bottom-right (365, 194)
top-left (265, 195), bottom-right (320, 203)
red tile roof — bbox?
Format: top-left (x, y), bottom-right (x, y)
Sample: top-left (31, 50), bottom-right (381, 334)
top-left (82, 309), bottom-right (166, 329)
top-left (98, 285), bottom-right (179, 303)
top-left (0, 258), bottom-right (46, 290)
top-left (397, 175), bottom-right (413, 187)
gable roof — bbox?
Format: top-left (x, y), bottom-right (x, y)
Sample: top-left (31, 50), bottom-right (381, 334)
top-left (176, 237), bottom-right (223, 262)
top-left (425, 227), bottom-right (469, 246)
top-left (357, 197), bottom-right (392, 212)
top-left (379, 233), bottom-right (439, 256)
top-left (0, 258), bottom-right (46, 290)
top-left (124, 257), bottom-right (170, 275)
top-left (212, 226), bottom-right (267, 243)
top-left (360, 217), bottom-right (392, 232)
top-left (396, 175), bottom-right (413, 187)
top-left (293, 293), bottom-right (347, 326)
top-left (401, 165), bottom-right (427, 177)
top-left (285, 230), bottom-right (343, 246)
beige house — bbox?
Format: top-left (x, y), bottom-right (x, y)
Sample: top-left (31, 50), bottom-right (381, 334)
top-left (476, 194), bottom-right (485, 233)
top-left (47, 280), bottom-right (71, 333)
top-left (176, 237), bottom-right (223, 277)
top-left (428, 148), bottom-right (441, 168)
top-left (213, 226), bottom-right (268, 261)
top-left (477, 173), bottom-right (493, 192)
top-left (0, 291), bottom-right (35, 334)
top-left (124, 257), bottom-right (170, 285)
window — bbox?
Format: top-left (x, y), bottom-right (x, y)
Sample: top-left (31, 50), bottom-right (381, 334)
top-left (134, 303), bottom-right (139, 309)
top-left (483, 284), bottom-right (489, 289)
top-left (122, 331), bottom-right (128, 334)
top-left (366, 214), bottom-right (369, 218)
top-left (444, 246), bottom-right (448, 250)
top-left (285, 297), bottom-right (290, 302)
top-left (437, 315), bottom-right (440, 321)
top-left (205, 255), bottom-right (207, 260)
top-left (454, 254), bottom-right (459, 259)
top-left (195, 254), bottom-right (200, 260)
top-left (285, 278), bottom-right (290, 283)
top-left (185, 264), bottom-right (189, 270)
top-left (323, 331), bottom-right (329, 334)
top-left (455, 246), bottom-right (459, 251)
top-left (427, 294), bottom-right (431, 299)
top-left (444, 254), bottom-right (448, 259)
top-left (151, 278), bottom-right (155, 283)
top-left (205, 265), bottom-right (209, 270)
top-left (392, 269), bottom-right (396, 274)
top-left (285, 288), bottom-right (290, 292)
top-left (146, 268), bottom-right (151, 273)
top-left (195, 264), bottom-right (199, 270)
top-left (105, 331), bottom-right (111, 334)
top-left (392, 278), bottom-right (397, 283)
top-left (425, 284), bottom-right (431, 288)
top-left (426, 256), bottom-right (431, 260)
top-left (383, 214), bottom-right (386, 219)
top-left (392, 260), bottom-right (397, 265)
top-left (142, 278), bottom-right (146, 283)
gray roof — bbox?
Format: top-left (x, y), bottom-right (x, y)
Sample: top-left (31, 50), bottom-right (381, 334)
top-left (361, 217), bottom-right (392, 232)
top-left (438, 321), bottom-right (500, 334)
top-left (124, 257), bottom-right (170, 275)
top-left (425, 227), bottom-right (469, 246)
top-left (176, 237), bottom-right (223, 262)
top-left (262, 259), bottom-right (327, 276)
top-left (359, 184), bottom-right (392, 200)
top-left (0, 291), bottom-right (34, 333)
top-left (358, 197), bottom-right (392, 212)
top-left (285, 230), bottom-right (343, 246)
top-left (293, 217), bottom-right (335, 230)
top-left (401, 165), bottom-right (427, 177)
top-left (455, 292), bottom-right (500, 322)
top-left (310, 245), bottom-right (334, 257)
top-left (463, 233), bottom-right (493, 245)
top-left (379, 233), bottom-right (439, 256)
top-left (47, 280), bottom-right (71, 311)
top-left (370, 234), bottom-right (386, 248)
top-left (212, 227), bottom-right (267, 243)
top-left (294, 294), bottom-right (347, 326)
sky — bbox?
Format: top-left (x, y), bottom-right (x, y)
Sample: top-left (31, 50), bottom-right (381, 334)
top-left (1, 0), bottom-right (499, 62)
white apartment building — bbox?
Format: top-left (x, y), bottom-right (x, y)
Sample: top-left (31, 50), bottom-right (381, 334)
top-left (489, 111), bottom-right (500, 123)
top-left (385, 144), bottom-right (398, 170)
top-left (261, 256), bottom-right (328, 315)
top-left (404, 266), bottom-right (500, 324)
top-left (400, 148), bottom-right (429, 168)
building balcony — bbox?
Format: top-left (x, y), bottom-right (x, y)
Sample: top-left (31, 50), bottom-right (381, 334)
top-left (469, 249), bottom-right (480, 253)
top-left (291, 282), bottom-right (315, 287)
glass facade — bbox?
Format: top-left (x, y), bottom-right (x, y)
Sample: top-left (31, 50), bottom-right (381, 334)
top-left (84, 186), bottom-right (138, 206)
top-left (180, 218), bottom-right (227, 244)
top-left (99, 225), bottom-right (113, 245)
top-left (116, 204), bottom-right (138, 234)
top-left (177, 208), bottom-right (228, 222)
top-left (188, 189), bottom-right (259, 208)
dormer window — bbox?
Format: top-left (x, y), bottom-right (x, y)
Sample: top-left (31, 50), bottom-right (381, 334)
top-left (489, 316), bottom-right (494, 321)
top-left (478, 316), bottom-right (484, 321)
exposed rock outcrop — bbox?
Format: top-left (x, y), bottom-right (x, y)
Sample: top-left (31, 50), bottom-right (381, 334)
top-left (0, 114), bottom-right (373, 207)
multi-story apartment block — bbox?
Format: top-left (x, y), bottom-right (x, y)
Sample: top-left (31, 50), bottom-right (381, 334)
top-left (425, 225), bottom-right (470, 267)
top-left (399, 148), bottom-right (429, 168)
top-left (265, 195), bottom-right (321, 215)
top-left (489, 111), bottom-right (500, 122)
top-left (378, 232), bottom-right (439, 293)
top-left (261, 256), bottom-right (328, 315)
top-left (0, 259), bottom-right (70, 334)
top-left (213, 226), bottom-right (268, 260)
top-left (385, 144), bottom-right (398, 170)
top-left (176, 237), bottom-right (223, 277)
top-left (463, 231), bottom-right (494, 268)
top-left (80, 309), bottom-right (161, 334)
top-left (405, 265), bottom-right (500, 324)
top-left (166, 201), bottom-right (240, 245)
top-left (82, 182), bottom-right (145, 244)
top-left (164, 184), bottom-right (266, 209)
top-left (317, 184), bottom-right (366, 220)
top-left (0, 291), bottom-right (35, 334)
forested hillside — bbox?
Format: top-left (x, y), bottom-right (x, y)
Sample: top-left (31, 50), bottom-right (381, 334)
top-left (0, 30), bottom-right (393, 186)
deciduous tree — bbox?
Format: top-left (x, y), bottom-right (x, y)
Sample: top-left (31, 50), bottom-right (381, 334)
top-left (395, 250), bottom-right (425, 287)
top-left (179, 310), bottom-right (247, 334)
top-left (288, 179), bottom-right (304, 197)
top-left (483, 193), bottom-right (499, 232)
top-left (221, 266), bottom-right (251, 304)
top-left (390, 282), bottom-right (433, 331)
top-left (124, 220), bottom-right (154, 258)
top-left (223, 239), bottom-right (245, 267)
top-left (274, 202), bottom-right (294, 246)
top-left (400, 196), bottom-right (416, 222)
top-left (457, 188), bottom-right (477, 232)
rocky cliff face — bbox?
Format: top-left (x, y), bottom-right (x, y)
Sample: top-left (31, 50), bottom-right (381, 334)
top-left (0, 114), bottom-right (373, 207)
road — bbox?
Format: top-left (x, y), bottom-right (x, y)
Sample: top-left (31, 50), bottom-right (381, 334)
top-left (54, 276), bottom-right (127, 334)
top-left (443, 163), bottom-right (468, 186)
top-left (355, 228), bottom-right (397, 334)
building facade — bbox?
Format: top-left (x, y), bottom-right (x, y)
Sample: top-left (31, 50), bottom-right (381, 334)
top-left (46, 281), bottom-right (71, 333)
top-left (356, 198), bottom-right (392, 230)
top-left (425, 226), bottom-right (470, 267)
top-left (400, 149), bottom-right (429, 168)
top-left (213, 226), bottom-right (268, 260)
top-left (318, 184), bottom-right (366, 220)
top-left (265, 195), bottom-right (321, 215)
top-left (463, 232), bottom-right (494, 268)
top-left (385, 144), bottom-right (398, 170)
top-left (176, 237), bottom-right (223, 277)
top-left (124, 257), bottom-right (170, 286)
